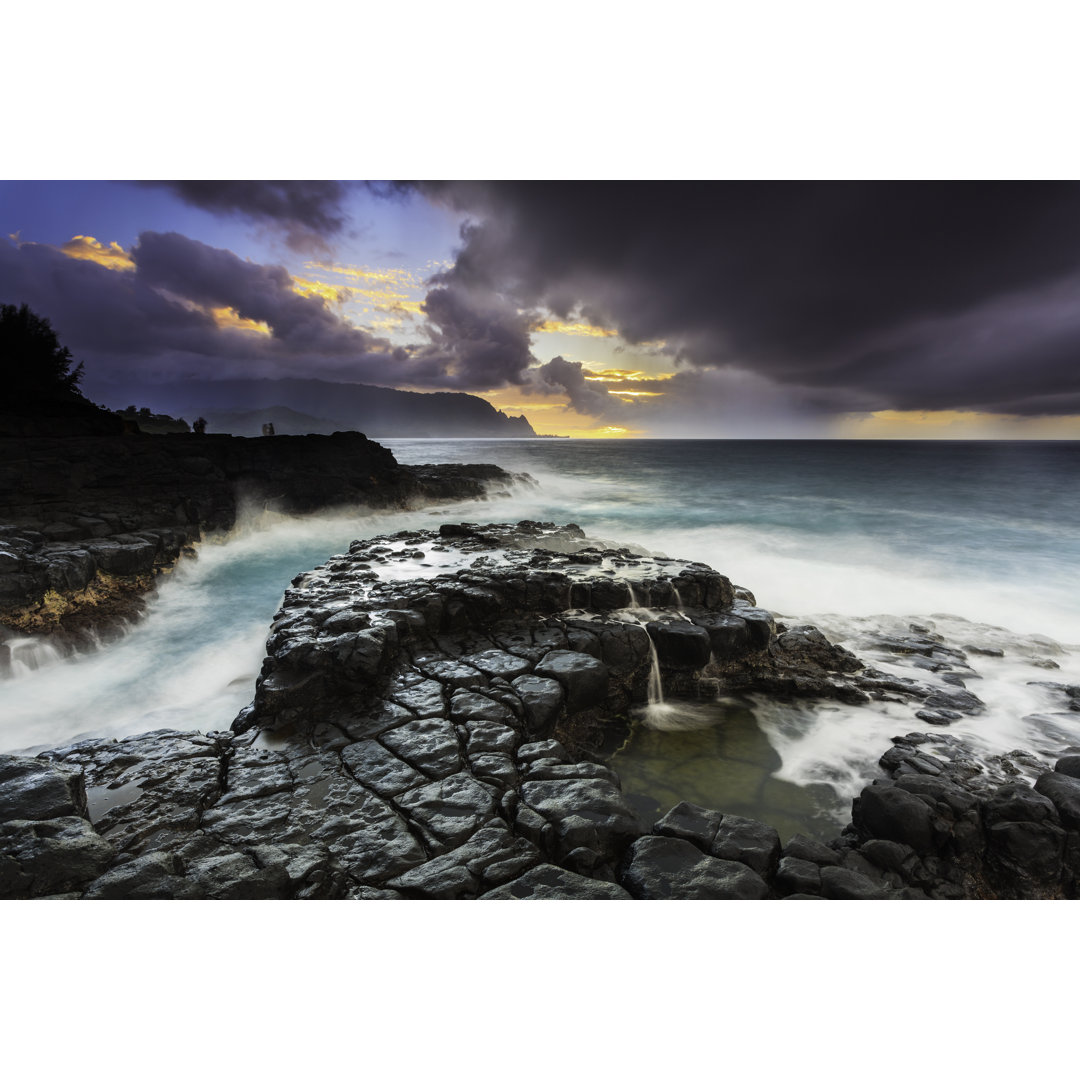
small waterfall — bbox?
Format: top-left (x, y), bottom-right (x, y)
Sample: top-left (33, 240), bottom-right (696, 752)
top-left (618, 583), bottom-right (664, 708)
top-left (646, 631), bottom-right (665, 706)
top-left (673, 586), bottom-right (684, 610)
top-left (2, 636), bottom-right (68, 679)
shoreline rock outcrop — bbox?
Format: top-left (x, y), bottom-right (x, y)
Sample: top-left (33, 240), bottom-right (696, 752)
top-left (2, 520), bottom-right (1076, 900)
top-left (0, 432), bottom-right (527, 648)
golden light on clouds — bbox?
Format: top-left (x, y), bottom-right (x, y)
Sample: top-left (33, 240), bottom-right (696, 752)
top-left (534, 319), bottom-right (618, 338)
top-left (583, 368), bottom-right (675, 383)
top-left (59, 235), bottom-right (134, 271)
top-left (298, 260), bottom-right (432, 334)
top-left (290, 277), bottom-right (356, 304)
top-left (607, 389), bottom-right (664, 398)
top-left (305, 261), bottom-right (423, 290)
top-left (211, 307), bottom-right (271, 335)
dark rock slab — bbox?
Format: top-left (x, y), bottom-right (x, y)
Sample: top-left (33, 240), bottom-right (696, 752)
top-left (533, 650), bottom-right (609, 712)
top-left (853, 782), bottom-right (937, 853)
top-left (0, 817), bottom-right (115, 898)
top-left (709, 813), bottom-right (782, 880)
top-left (1034, 771), bottom-right (1080, 831)
top-left (394, 772), bottom-right (500, 850)
top-left (621, 835), bottom-right (769, 899)
top-left (521, 777), bottom-right (642, 863)
top-left (483, 864), bottom-right (632, 899)
top-left (511, 675), bottom-right (565, 736)
top-left (820, 865), bottom-right (888, 900)
top-left (652, 801), bottom-right (724, 852)
top-left (0, 755), bottom-right (88, 823)
top-left (380, 718), bottom-right (461, 779)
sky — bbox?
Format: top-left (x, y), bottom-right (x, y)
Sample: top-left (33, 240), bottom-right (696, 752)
top-left (4, 180), bottom-right (1080, 438)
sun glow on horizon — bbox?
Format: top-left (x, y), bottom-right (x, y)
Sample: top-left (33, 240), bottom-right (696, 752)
top-left (834, 409), bottom-right (1080, 439)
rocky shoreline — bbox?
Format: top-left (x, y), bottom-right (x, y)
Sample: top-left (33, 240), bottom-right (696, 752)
top-left (2, 520), bottom-right (1077, 900)
top-left (0, 432), bottom-right (526, 653)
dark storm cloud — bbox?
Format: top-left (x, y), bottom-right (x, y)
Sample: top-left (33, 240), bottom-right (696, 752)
top-left (412, 181), bottom-right (1080, 416)
top-left (138, 181), bottom-right (355, 253)
top-left (132, 231), bottom-right (382, 354)
top-left (0, 232), bottom-right (408, 387)
top-left (526, 356), bottom-right (617, 415)
top-left (407, 282), bottom-right (539, 391)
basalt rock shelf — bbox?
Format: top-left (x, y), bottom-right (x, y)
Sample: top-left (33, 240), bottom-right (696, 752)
top-left (0, 432), bottom-right (526, 649)
top-left (1, 521), bottom-right (1078, 900)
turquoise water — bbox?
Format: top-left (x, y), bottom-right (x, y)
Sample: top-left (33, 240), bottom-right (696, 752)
top-left (3, 438), bottom-right (1079, 834)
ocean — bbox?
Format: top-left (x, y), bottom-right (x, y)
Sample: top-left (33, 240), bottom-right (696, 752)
top-left (4, 439), bottom-right (1079, 839)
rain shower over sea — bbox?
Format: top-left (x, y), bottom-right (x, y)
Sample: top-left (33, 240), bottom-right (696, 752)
top-left (4, 439), bottom-right (1079, 840)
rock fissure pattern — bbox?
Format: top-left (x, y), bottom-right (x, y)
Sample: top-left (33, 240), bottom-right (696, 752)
top-left (2, 521), bottom-right (1078, 900)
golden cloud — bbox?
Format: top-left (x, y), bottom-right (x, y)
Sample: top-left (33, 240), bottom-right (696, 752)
top-left (305, 261), bottom-right (423, 290)
top-left (211, 307), bottom-right (271, 335)
top-left (59, 235), bottom-right (135, 271)
top-left (583, 368), bottom-right (675, 383)
top-left (534, 319), bottom-right (618, 338)
top-left (290, 276), bottom-right (358, 304)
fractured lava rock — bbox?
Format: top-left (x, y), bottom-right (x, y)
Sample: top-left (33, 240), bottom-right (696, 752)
top-left (1, 521), bottom-right (1078, 900)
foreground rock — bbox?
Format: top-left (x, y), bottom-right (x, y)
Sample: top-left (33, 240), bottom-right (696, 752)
top-left (0, 432), bottom-right (525, 649)
top-left (1, 521), bottom-right (1077, 899)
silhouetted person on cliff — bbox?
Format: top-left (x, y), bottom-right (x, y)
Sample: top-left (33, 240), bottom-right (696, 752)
top-left (193, 417), bottom-right (207, 435)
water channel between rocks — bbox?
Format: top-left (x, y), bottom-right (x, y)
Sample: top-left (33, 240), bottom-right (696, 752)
top-left (4, 438), bottom-right (1080, 847)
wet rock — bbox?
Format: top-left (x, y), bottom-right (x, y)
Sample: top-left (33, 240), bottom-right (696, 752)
top-left (380, 718), bottom-right (461, 779)
top-left (462, 649), bottom-right (533, 681)
top-left (511, 675), bottom-right (565, 735)
top-left (853, 782), bottom-right (937, 853)
top-left (521, 777), bottom-right (642, 864)
top-left (652, 800), bottom-right (724, 851)
top-left (646, 621), bottom-right (712, 669)
top-left (1034, 772), bottom-right (1080, 831)
top-left (186, 851), bottom-right (293, 899)
top-left (516, 740), bottom-right (571, 765)
top-left (464, 720), bottom-right (520, 756)
top-left (1054, 756), bottom-right (1080, 780)
top-left (0, 817), bottom-right (115, 898)
top-left (774, 856), bottom-right (822, 896)
top-left (0, 755), bottom-right (88, 823)
top-left (621, 835), bottom-right (770, 899)
top-left (980, 783), bottom-right (1059, 827)
top-left (819, 866), bottom-right (888, 900)
top-left (534, 650), bottom-right (609, 712)
top-left (386, 821), bottom-right (539, 899)
top-left (771, 626), bottom-right (862, 674)
top-left (341, 740), bottom-right (425, 798)
top-left (731, 604), bottom-right (776, 649)
top-left (483, 864), bottom-right (632, 899)
top-left (709, 814), bottom-right (782, 880)
top-left (693, 613), bottom-right (752, 659)
top-left (449, 691), bottom-right (517, 726)
top-left (984, 821), bottom-right (1066, 895)
top-left (82, 851), bottom-right (202, 899)
top-left (394, 772), bottom-right (499, 850)
top-left (783, 833), bottom-right (841, 866)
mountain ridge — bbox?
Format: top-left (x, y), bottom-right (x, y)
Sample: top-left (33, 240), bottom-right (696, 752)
top-left (91, 377), bottom-right (537, 438)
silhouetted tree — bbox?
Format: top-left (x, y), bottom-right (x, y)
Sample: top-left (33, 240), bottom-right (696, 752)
top-left (0, 303), bottom-right (85, 399)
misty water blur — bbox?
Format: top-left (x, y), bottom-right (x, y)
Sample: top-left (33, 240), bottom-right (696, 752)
top-left (3, 439), bottom-right (1078, 826)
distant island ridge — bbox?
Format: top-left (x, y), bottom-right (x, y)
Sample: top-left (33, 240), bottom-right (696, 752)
top-left (91, 377), bottom-right (539, 439)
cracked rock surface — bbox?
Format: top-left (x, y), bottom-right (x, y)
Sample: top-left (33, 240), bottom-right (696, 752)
top-left (2, 521), bottom-right (1079, 900)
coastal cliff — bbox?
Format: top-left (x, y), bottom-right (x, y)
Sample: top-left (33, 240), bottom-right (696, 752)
top-left (2, 521), bottom-right (1077, 900)
top-left (0, 432), bottom-right (526, 640)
